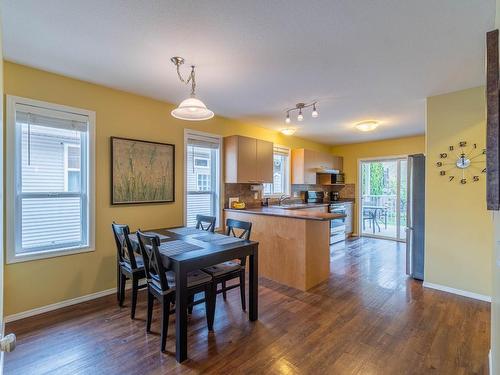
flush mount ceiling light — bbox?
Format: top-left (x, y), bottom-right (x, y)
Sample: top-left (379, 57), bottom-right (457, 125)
top-left (284, 102), bottom-right (319, 123)
top-left (355, 120), bottom-right (379, 132)
top-left (280, 128), bottom-right (297, 136)
top-left (170, 57), bottom-right (214, 121)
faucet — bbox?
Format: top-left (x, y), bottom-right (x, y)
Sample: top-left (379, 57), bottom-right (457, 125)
top-left (278, 194), bottom-right (291, 205)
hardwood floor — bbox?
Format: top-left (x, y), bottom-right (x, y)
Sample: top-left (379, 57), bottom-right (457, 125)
top-left (5, 237), bottom-right (491, 374)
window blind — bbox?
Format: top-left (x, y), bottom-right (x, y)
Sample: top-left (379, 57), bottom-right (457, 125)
top-left (185, 132), bottom-right (221, 227)
top-left (15, 105), bottom-right (89, 254)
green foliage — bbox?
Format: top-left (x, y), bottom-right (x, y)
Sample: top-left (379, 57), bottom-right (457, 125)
top-left (369, 163), bottom-right (384, 195)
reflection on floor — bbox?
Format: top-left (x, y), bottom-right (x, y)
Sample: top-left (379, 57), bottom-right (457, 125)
top-left (5, 237), bottom-right (490, 374)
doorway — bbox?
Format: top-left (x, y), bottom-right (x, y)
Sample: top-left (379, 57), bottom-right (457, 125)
top-left (359, 157), bottom-right (407, 241)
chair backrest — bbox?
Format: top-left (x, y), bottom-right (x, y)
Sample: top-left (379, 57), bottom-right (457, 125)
top-left (196, 214), bottom-right (216, 232)
top-left (136, 230), bottom-right (170, 292)
top-left (111, 222), bottom-right (139, 269)
top-left (226, 218), bottom-right (252, 240)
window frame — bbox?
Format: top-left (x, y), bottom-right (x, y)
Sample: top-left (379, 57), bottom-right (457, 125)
top-left (194, 156), bottom-right (210, 169)
top-left (184, 129), bottom-right (222, 229)
top-left (6, 96), bottom-right (96, 264)
top-left (196, 172), bottom-right (211, 192)
top-left (263, 145), bottom-right (291, 198)
top-left (64, 143), bottom-right (82, 192)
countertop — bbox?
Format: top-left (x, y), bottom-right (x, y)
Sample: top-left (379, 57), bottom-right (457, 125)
top-left (224, 206), bottom-right (345, 221)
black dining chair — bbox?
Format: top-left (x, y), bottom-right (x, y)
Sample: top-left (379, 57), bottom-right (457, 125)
top-left (136, 231), bottom-right (216, 352)
top-left (195, 214), bottom-right (216, 232)
top-left (111, 222), bottom-right (147, 319)
top-left (202, 219), bottom-right (252, 311)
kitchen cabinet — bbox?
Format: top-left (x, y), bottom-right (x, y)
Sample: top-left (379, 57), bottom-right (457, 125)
top-left (344, 202), bottom-right (353, 236)
top-left (224, 135), bottom-right (273, 183)
top-left (291, 148), bottom-right (343, 184)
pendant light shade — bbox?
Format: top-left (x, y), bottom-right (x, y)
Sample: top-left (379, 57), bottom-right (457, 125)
top-left (171, 96), bottom-right (214, 121)
top-left (170, 56), bottom-right (214, 121)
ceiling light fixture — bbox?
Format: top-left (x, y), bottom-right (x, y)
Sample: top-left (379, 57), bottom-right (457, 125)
top-left (355, 120), bottom-right (379, 132)
top-left (285, 102), bottom-right (318, 124)
top-left (281, 128), bottom-right (297, 136)
top-left (170, 56), bottom-right (214, 121)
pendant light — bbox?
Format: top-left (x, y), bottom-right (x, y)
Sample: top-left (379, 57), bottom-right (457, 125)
top-left (170, 57), bottom-right (214, 121)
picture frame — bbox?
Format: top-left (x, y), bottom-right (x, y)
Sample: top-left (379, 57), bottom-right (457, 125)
top-left (111, 136), bottom-right (175, 205)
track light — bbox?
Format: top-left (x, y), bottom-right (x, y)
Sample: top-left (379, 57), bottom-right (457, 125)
top-left (284, 102), bottom-right (318, 124)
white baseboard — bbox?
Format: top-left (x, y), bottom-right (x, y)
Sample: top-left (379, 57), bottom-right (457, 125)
top-left (423, 282), bottom-right (491, 303)
top-left (4, 281), bottom-right (146, 323)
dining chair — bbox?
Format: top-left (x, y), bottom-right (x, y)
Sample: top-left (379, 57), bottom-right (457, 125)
top-left (111, 222), bottom-right (147, 319)
top-left (202, 219), bottom-right (252, 311)
top-left (195, 214), bottom-right (216, 232)
top-left (136, 231), bottom-right (216, 352)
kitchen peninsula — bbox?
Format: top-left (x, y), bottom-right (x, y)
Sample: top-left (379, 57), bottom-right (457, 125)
top-left (224, 205), bottom-right (344, 291)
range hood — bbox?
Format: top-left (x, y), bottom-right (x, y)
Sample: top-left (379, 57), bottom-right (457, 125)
top-left (315, 168), bottom-right (340, 174)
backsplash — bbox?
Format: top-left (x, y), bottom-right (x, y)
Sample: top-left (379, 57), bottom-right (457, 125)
top-left (224, 183), bottom-right (355, 208)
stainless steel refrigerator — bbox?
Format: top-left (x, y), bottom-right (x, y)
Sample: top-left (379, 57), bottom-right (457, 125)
top-left (406, 154), bottom-right (425, 280)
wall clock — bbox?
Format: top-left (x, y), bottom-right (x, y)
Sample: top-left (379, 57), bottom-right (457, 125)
top-left (435, 141), bottom-right (486, 184)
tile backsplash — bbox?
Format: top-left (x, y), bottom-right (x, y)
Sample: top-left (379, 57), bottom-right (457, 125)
top-left (224, 183), bottom-right (355, 208)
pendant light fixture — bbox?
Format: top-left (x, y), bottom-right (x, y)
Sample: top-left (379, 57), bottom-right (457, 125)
top-left (170, 57), bottom-right (214, 121)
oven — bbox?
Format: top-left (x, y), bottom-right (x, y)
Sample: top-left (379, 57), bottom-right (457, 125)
top-left (329, 203), bottom-right (346, 244)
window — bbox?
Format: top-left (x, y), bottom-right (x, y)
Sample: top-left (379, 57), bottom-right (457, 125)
top-left (197, 173), bottom-right (211, 191)
top-left (194, 157), bottom-right (209, 168)
top-left (263, 145), bottom-right (290, 196)
top-left (6, 96), bottom-right (95, 263)
top-left (185, 130), bottom-right (221, 228)
top-left (64, 144), bottom-right (81, 192)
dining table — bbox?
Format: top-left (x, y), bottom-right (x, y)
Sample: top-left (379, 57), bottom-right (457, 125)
top-left (128, 226), bottom-right (259, 363)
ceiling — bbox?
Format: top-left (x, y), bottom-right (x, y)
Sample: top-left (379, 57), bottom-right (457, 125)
top-left (2, 0), bottom-right (495, 145)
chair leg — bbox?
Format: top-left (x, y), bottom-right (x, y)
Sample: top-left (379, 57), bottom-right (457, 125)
top-left (146, 290), bottom-right (154, 333)
top-left (188, 294), bottom-right (194, 315)
top-left (116, 263), bottom-right (120, 301)
top-left (206, 284), bottom-right (216, 332)
top-left (160, 297), bottom-right (170, 352)
top-left (131, 276), bottom-right (139, 319)
top-left (119, 272), bottom-right (126, 307)
top-left (239, 271), bottom-right (246, 311)
top-left (222, 281), bottom-right (227, 300)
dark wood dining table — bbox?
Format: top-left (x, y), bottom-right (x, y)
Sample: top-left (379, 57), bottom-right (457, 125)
top-left (129, 226), bottom-right (259, 363)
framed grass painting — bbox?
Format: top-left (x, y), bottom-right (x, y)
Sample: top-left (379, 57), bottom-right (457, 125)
top-left (111, 137), bottom-right (175, 204)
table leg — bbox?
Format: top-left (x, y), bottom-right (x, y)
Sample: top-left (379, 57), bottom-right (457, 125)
top-left (249, 246), bottom-right (258, 321)
top-left (175, 265), bottom-right (188, 362)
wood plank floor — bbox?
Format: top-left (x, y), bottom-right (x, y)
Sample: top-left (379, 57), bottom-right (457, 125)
top-left (5, 237), bottom-right (491, 374)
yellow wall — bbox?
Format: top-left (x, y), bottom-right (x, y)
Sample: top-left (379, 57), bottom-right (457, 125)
top-left (426, 86), bottom-right (492, 296)
top-left (331, 136), bottom-right (425, 234)
top-left (3, 62), bottom-right (330, 316)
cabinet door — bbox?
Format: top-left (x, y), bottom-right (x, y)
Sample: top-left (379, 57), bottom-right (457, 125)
top-left (345, 203), bottom-right (353, 234)
top-left (332, 156), bottom-right (343, 171)
top-left (256, 139), bottom-right (273, 183)
top-left (303, 150), bottom-right (319, 184)
top-left (237, 136), bottom-right (257, 183)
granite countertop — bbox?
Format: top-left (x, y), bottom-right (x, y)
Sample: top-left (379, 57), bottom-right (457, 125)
top-left (224, 206), bottom-right (345, 221)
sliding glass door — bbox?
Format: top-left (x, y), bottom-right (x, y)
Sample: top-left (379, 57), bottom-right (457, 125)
top-left (360, 158), bottom-right (407, 241)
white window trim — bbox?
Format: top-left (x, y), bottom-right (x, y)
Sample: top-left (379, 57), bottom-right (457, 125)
top-left (6, 95), bottom-right (96, 264)
top-left (184, 129), bottom-right (223, 229)
top-left (263, 144), bottom-right (291, 198)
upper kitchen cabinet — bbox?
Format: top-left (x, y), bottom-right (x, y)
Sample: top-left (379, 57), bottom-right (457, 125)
top-left (291, 148), bottom-right (343, 184)
top-left (224, 135), bottom-right (273, 183)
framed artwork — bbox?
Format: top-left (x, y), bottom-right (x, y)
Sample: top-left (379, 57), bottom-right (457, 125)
top-left (111, 137), bottom-right (175, 205)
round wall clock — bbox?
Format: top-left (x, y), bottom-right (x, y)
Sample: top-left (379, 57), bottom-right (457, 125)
top-left (435, 141), bottom-right (486, 184)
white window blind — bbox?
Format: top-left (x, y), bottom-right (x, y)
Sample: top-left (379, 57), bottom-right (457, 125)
top-left (263, 145), bottom-right (290, 196)
top-left (185, 131), bottom-right (221, 228)
top-left (7, 97), bottom-right (95, 262)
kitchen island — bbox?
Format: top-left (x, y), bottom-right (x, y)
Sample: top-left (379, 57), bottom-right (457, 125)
top-left (224, 205), bottom-right (344, 291)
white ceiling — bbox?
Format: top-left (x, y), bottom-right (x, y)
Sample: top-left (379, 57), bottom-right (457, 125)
top-left (2, 0), bottom-right (495, 145)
